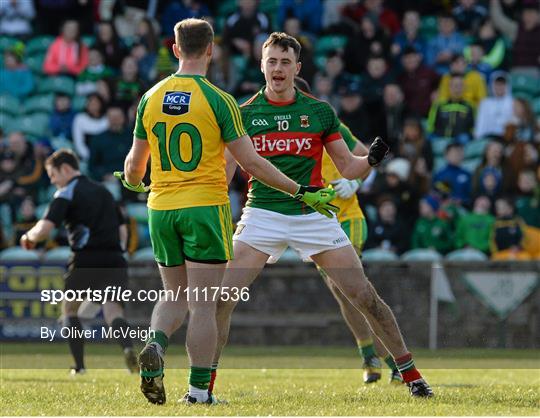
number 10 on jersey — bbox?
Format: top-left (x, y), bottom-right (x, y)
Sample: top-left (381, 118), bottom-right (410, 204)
top-left (152, 121), bottom-right (203, 172)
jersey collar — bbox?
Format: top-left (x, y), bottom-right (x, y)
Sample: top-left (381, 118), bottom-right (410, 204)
top-left (261, 86), bottom-right (298, 106)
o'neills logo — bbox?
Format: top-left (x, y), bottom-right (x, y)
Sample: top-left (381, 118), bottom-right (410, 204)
top-left (252, 135), bottom-right (312, 155)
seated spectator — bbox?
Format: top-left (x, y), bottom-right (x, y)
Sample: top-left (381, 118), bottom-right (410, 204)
top-left (491, 196), bottom-right (530, 260)
top-left (433, 143), bottom-right (472, 205)
top-left (313, 73), bottom-right (338, 109)
top-left (223, 0), bottom-right (270, 57)
top-left (0, 45), bottom-right (33, 99)
top-left (472, 140), bottom-right (505, 194)
top-left (398, 117), bottom-right (434, 173)
top-left (472, 18), bottom-right (508, 70)
top-left (464, 42), bottom-right (493, 82)
top-left (283, 17), bottom-right (317, 84)
top-left (411, 195), bottom-right (454, 254)
top-left (89, 106), bottom-right (132, 182)
top-left (452, 0), bottom-right (488, 34)
top-left (50, 94), bottom-right (76, 140)
top-left (379, 84), bottom-right (405, 149)
top-left (160, 0), bottom-right (210, 37)
top-left (428, 74), bottom-right (475, 142)
top-left (477, 167), bottom-right (503, 204)
top-left (234, 36), bottom-right (266, 98)
top-left (366, 195), bottom-right (408, 254)
top-left (131, 42), bottom-right (157, 83)
top-left (344, 15), bottom-right (391, 74)
top-left (134, 17), bottom-right (160, 56)
top-left (43, 19), bottom-right (89, 77)
top-left (278, 0), bottom-right (322, 35)
top-left (76, 48), bottom-right (115, 96)
top-left (504, 142), bottom-right (539, 192)
top-left (504, 98), bottom-right (538, 143)
top-left (113, 56), bottom-right (146, 112)
top-left (341, 0), bottom-right (400, 36)
top-left (515, 170), bottom-right (540, 228)
top-left (426, 14), bottom-right (466, 74)
top-left (455, 195), bottom-right (495, 253)
top-left (94, 20), bottom-right (128, 69)
top-left (490, 0), bottom-right (540, 70)
top-left (397, 47), bottom-right (440, 117)
top-left (337, 82), bottom-right (370, 142)
top-left (207, 40), bottom-right (233, 92)
top-left (362, 54), bottom-right (393, 106)
top-left (391, 10), bottom-right (426, 60)
top-left (72, 93), bottom-right (109, 161)
top-left (474, 73), bottom-right (513, 139)
top-left (13, 196), bottom-right (38, 244)
top-left (0, 0), bottom-right (35, 37)
top-left (437, 54), bottom-right (487, 109)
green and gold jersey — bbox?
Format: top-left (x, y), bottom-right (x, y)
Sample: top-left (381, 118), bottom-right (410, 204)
top-left (240, 87), bottom-right (342, 215)
top-left (134, 74), bottom-right (246, 210)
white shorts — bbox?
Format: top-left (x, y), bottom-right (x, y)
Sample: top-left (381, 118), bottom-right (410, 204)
top-left (233, 207), bottom-right (351, 263)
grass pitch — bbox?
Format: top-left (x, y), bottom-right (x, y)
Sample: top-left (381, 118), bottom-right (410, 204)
top-left (1, 344), bottom-right (539, 416)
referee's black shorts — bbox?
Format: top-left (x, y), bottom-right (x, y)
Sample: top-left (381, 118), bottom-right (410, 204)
top-left (65, 251), bottom-right (129, 298)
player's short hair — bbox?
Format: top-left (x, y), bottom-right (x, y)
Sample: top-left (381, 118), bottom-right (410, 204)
top-left (174, 18), bottom-right (214, 58)
top-left (45, 148), bottom-right (80, 171)
top-left (262, 32), bottom-right (301, 61)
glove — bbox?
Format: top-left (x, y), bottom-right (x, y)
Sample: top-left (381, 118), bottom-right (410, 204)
top-left (367, 136), bottom-right (389, 167)
top-left (293, 186), bottom-right (339, 218)
top-left (330, 178), bottom-right (360, 199)
top-left (113, 171), bottom-right (149, 193)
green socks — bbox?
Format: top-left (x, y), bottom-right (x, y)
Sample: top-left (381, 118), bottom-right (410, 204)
top-left (384, 355), bottom-right (399, 372)
top-left (189, 366), bottom-right (212, 390)
top-left (358, 338), bottom-right (377, 359)
top-left (146, 330), bottom-right (168, 354)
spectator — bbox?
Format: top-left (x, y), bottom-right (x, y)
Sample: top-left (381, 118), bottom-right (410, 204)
top-left (366, 195), bottom-right (408, 254)
top-left (515, 170), bottom-right (540, 228)
top-left (398, 117), bottom-right (434, 172)
top-left (207, 40), bottom-right (233, 92)
top-left (94, 20), bottom-right (128, 69)
top-left (344, 15), bottom-right (391, 74)
top-left (472, 140), bottom-right (505, 195)
top-left (362, 54), bottom-right (393, 106)
top-left (0, 0), bottom-right (35, 37)
top-left (474, 73), bottom-right (514, 139)
top-left (13, 196), bottom-right (38, 244)
top-left (472, 18), bottom-right (508, 70)
top-left (50, 94), bottom-right (76, 140)
top-left (432, 143), bottom-right (472, 205)
top-left (323, 51), bottom-right (351, 94)
top-left (223, 0), bottom-right (270, 57)
top-left (234, 35), bottom-right (266, 98)
top-left (504, 98), bottom-right (538, 143)
top-left (428, 74), bottom-right (475, 142)
top-left (342, 0), bottom-right (400, 36)
top-left (397, 46), bottom-right (440, 117)
top-left (135, 17), bottom-right (160, 55)
top-left (277, 0), bottom-right (323, 35)
top-left (464, 42), bottom-right (493, 82)
top-left (491, 196), bottom-right (530, 260)
top-left (437, 54), bottom-right (487, 109)
top-left (411, 195), bottom-right (454, 254)
top-left (476, 167), bottom-right (503, 204)
top-left (313, 74), bottom-right (338, 109)
top-left (0, 45), bottom-right (34, 99)
top-left (43, 19), bottom-right (88, 77)
top-left (337, 82), bottom-right (370, 141)
top-left (131, 42), bottom-right (157, 83)
top-left (380, 83), bottom-right (405, 148)
top-left (160, 0), bottom-right (211, 37)
top-left (89, 106), bottom-right (132, 182)
top-left (425, 14), bottom-right (466, 74)
top-left (504, 142), bottom-right (540, 192)
top-left (72, 93), bottom-right (109, 162)
top-left (283, 17), bottom-right (317, 85)
top-left (76, 48), bottom-right (115, 96)
top-left (455, 195), bottom-right (495, 253)
top-left (452, 0), bottom-right (488, 34)
top-left (113, 56), bottom-right (145, 112)
top-left (433, 179), bottom-right (468, 231)
top-left (490, 0), bottom-right (540, 70)
top-left (391, 10), bottom-right (426, 60)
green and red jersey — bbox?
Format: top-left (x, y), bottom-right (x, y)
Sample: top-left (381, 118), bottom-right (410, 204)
top-left (240, 87), bottom-right (342, 215)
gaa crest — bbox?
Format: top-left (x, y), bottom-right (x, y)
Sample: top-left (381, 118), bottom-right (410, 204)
top-left (300, 114), bottom-right (310, 128)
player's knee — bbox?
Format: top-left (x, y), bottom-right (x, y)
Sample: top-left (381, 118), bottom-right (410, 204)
top-left (216, 297), bottom-right (237, 317)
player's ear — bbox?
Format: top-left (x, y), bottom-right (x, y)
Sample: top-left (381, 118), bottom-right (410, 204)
top-left (206, 42), bottom-right (213, 58)
top-left (172, 43), bottom-right (180, 59)
top-left (295, 61), bottom-right (302, 76)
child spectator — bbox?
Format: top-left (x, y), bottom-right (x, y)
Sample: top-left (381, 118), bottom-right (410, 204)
top-left (474, 73), bottom-right (513, 139)
top-left (411, 195), bottom-right (454, 254)
top-left (472, 140), bottom-right (505, 196)
top-left (491, 197), bottom-right (530, 260)
top-left (43, 20), bottom-right (88, 76)
top-left (391, 10), bottom-right (426, 60)
top-left (0, 44), bottom-right (33, 99)
top-left (504, 98), bottom-right (538, 143)
top-left (515, 170), bottom-right (540, 228)
top-left (367, 195), bottom-right (408, 254)
top-left (50, 94), bottom-right (76, 141)
top-left (72, 93), bottom-right (109, 161)
top-left (433, 143), bottom-right (472, 205)
top-left (464, 42), bottom-right (493, 82)
top-left (76, 48), bottom-right (115, 96)
top-left (455, 195), bottom-right (495, 253)
top-left (113, 56), bottom-right (146, 112)
top-left (474, 18), bottom-right (508, 70)
top-left (426, 14), bottom-right (466, 74)
top-left (337, 83), bottom-right (370, 142)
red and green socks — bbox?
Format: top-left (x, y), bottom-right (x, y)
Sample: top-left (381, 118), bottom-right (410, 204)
top-left (384, 355), bottom-right (399, 373)
top-left (395, 352), bottom-right (422, 383)
top-left (208, 362), bottom-right (218, 395)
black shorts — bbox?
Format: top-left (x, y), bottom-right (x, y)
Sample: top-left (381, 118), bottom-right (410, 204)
top-left (65, 251), bottom-right (128, 297)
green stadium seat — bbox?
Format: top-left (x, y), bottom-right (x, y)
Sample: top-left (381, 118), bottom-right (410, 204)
top-left (131, 246), bottom-right (155, 262)
top-left (430, 137), bottom-right (452, 156)
top-left (25, 36), bottom-right (55, 56)
top-left (533, 97), bottom-right (540, 116)
top-left (461, 156), bottom-right (482, 173)
top-left (25, 53), bottom-right (46, 74)
top-left (217, 0), bottom-right (236, 17)
top-left (0, 36), bottom-right (18, 52)
top-left (14, 112), bottom-right (50, 138)
top-left (511, 73), bottom-right (540, 96)
top-left (72, 94), bottom-right (87, 112)
top-left (23, 94), bottom-right (54, 114)
top-left (0, 247), bottom-right (40, 262)
top-left (82, 35), bottom-right (95, 47)
top-left (362, 248), bottom-right (399, 261)
top-left (126, 202), bottom-right (149, 223)
top-left (364, 204), bottom-right (377, 222)
top-left (259, 0), bottom-right (279, 13)
top-left (315, 35), bottom-right (347, 56)
top-left (464, 138), bottom-right (489, 159)
top-left (35, 203), bottom-right (49, 218)
top-left (0, 94), bottom-right (20, 115)
top-left (433, 156), bottom-right (446, 173)
top-left (420, 16), bottom-right (438, 39)
top-left (446, 248), bottom-right (488, 261)
top-left (37, 76), bottom-right (75, 96)
top-left (401, 248), bottom-right (442, 261)
top-left (43, 246), bottom-right (71, 263)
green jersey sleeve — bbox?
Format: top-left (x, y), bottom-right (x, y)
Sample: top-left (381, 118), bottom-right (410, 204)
top-left (196, 78), bottom-right (247, 142)
top-left (314, 101), bottom-right (342, 143)
top-left (339, 123), bottom-right (359, 151)
top-left (133, 93), bottom-right (149, 140)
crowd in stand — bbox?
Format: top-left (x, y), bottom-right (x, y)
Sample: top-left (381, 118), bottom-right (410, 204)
top-left (0, 0), bottom-right (539, 260)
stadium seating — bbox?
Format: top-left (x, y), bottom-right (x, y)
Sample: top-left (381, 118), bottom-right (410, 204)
top-left (42, 246), bottom-right (71, 263)
top-left (461, 157), bottom-right (482, 173)
top-left (23, 94), bottom-right (55, 114)
top-left (0, 247), bottom-right (40, 262)
top-left (0, 36), bottom-right (18, 52)
top-left (464, 138), bottom-right (489, 159)
top-left (511, 72), bottom-right (540, 97)
top-left (0, 94), bottom-right (19, 115)
top-left (13, 112), bottom-right (50, 139)
top-left (445, 248), bottom-right (488, 261)
top-left (362, 248), bottom-right (399, 261)
top-left (37, 76), bottom-right (75, 96)
top-left (25, 53), bottom-right (46, 74)
top-left (431, 137), bottom-right (453, 157)
top-left (401, 248), bottom-right (442, 261)
top-left (25, 36), bottom-right (54, 56)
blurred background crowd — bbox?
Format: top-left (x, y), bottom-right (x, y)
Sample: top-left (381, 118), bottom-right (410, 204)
top-left (0, 0), bottom-right (539, 261)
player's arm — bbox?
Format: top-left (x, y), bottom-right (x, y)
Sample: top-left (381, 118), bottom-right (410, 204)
top-left (20, 219), bottom-right (55, 249)
top-left (124, 137), bottom-right (150, 186)
top-left (225, 148), bottom-right (238, 185)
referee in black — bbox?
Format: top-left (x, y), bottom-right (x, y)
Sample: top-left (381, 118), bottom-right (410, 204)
top-left (21, 148), bottom-right (138, 374)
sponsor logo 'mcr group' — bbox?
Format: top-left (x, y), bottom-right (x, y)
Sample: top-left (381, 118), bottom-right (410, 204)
top-left (252, 134), bottom-right (313, 155)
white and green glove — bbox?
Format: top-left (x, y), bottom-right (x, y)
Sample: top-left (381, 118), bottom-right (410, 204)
top-left (113, 171), bottom-right (149, 193)
top-left (330, 178), bottom-right (361, 199)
